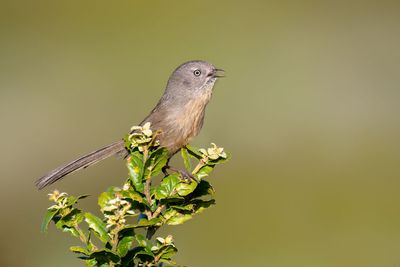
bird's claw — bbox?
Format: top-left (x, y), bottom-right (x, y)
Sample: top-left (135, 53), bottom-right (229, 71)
top-left (177, 169), bottom-right (198, 183)
top-left (162, 166), bottom-right (198, 183)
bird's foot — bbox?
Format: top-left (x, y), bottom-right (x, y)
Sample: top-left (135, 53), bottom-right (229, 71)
top-left (177, 169), bottom-right (198, 183)
top-left (162, 165), bottom-right (198, 183)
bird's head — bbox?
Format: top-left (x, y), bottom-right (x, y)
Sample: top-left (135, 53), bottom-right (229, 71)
top-left (165, 60), bottom-right (224, 97)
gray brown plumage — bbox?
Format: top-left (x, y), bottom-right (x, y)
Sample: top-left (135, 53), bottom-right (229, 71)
top-left (35, 60), bottom-right (223, 189)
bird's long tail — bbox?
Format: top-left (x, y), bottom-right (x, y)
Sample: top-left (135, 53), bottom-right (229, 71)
top-left (35, 140), bottom-right (126, 190)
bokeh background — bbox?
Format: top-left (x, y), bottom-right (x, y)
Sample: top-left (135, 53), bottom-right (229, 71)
top-left (1, 0), bottom-right (400, 266)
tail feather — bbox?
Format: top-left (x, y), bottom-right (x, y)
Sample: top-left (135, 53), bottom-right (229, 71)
top-left (35, 140), bottom-right (126, 189)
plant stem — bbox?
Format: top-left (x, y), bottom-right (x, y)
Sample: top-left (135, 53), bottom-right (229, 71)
top-left (144, 177), bottom-right (152, 207)
top-left (109, 225), bottom-right (122, 267)
top-left (152, 204), bottom-right (165, 218)
top-left (142, 145), bottom-right (153, 219)
top-left (192, 158), bottom-right (207, 175)
top-left (75, 225), bottom-right (87, 244)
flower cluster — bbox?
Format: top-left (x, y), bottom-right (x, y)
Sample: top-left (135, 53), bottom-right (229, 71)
top-left (102, 192), bottom-right (135, 229)
top-left (128, 122), bottom-right (159, 152)
top-left (48, 190), bottom-right (69, 210)
top-left (199, 143), bottom-right (227, 161)
top-left (155, 235), bottom-right (173, 246)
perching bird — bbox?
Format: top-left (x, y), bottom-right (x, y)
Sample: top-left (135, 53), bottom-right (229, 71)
top-left (36, 60), bottom-right (224, 189)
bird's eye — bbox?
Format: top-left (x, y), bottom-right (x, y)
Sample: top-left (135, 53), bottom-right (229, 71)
top-left (193, 69), bottom-right (201, 76)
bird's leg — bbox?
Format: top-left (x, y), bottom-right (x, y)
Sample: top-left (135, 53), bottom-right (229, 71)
top-left (169, 166), bottom-right (197, 182)
top-left (162, 158), bottom-right (171, 176)
top-left (162, 161), bottom-right (198, 182)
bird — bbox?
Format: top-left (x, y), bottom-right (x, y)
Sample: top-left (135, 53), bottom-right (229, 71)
top-left (35, 60), bottom-right (224, 189)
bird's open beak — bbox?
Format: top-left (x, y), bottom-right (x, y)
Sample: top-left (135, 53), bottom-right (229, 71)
top-left (213, 68), bottom-right (225, 78)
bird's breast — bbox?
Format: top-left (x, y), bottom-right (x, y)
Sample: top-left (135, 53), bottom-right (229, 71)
top-left (155, 92), bottom-right (212, 155)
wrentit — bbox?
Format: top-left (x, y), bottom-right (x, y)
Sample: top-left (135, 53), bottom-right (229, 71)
top-left (36, 60), bottom-right (224, 189)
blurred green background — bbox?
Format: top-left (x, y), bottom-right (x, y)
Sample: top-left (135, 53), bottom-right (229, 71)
top-left (1, 0), bottom-right (400, 266)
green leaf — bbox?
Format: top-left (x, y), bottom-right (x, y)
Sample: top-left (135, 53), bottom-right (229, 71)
top-left (61, 226), bottom-right (80, 238)
top-left (120, 246), bottom-right (152, 266)
top-left (192, 199), bottom-right (216, 214)
top-left (209, 154), bottom-right (229, 165)
top-left (162, 209), bottom-right (178, 222)
top-left (84, 213), bottom-right (108, 243)
top-left (54, 209), bottom-right (83, 237)
top-left (70, 246), bottom-right (90, 255)
top-left (117, 236), bottom-right (135, 257)
top-left (121, 189), bottom-right (144, 203)
top-left (41, 209), bottom-right (58, 232)
top-left (134, 234), bottom-right (147, 247)
top-left (89, 249), bottom-right (120, 265)
top-left (134, 249), bottom-right (155, 262)
top-left (127, 151), bottom-right (144, 192)
top-left (170, 204), bottom-right (194, 211)
top-left (84, 258), bottom-right (97, 267)
top-left (155, 174), bottom-right (180, 200)
top-left (98, 191), bottom-right (114, 211)
top-left (166, 213), bottom-right (193, 225)
top-left (188, 180), bottom-right (215, 198)
top-left (157, 245), bottom-right (178, 261)
top-left (196, 165), bottom-right (214, 180)
top-left (185, 145), bottom-right (203, 159)
top-left (175, 181), bottom-right (197, 197)
top-left (134, 218), bottom-right (161, 228)
top-left (66, 195), bottom-right (89, 206)
top-left (144, 147), bottom-right (169, 178)
top-left (181, 148), bottom-right (192, 172)
top-left (57, 208), bottom-right (84, 228)
top-left (58, 206), bottom-right (74, 218)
